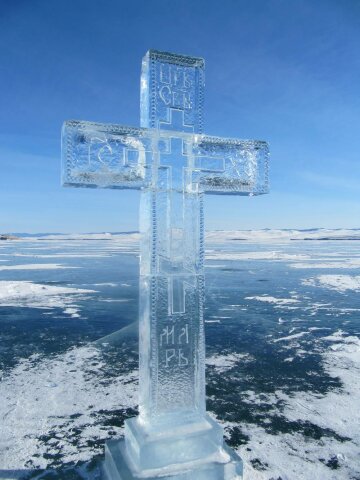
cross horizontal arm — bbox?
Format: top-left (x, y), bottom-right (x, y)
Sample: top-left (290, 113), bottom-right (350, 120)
top-left (62, 120), bottom-right (269, 195)
top-left (191, 135), bottom-right (269, 195)
top-left (62, 120), bottom-right (151, 190)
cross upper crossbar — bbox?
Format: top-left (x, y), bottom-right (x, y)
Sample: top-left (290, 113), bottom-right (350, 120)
top-left (62, 120), bottom-right (269, 195)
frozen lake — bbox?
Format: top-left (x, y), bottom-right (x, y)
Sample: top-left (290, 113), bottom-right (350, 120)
top-left (0, 234), bottom-right (359, 480)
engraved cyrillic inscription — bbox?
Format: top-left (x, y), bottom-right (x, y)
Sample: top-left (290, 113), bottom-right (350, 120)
top-left (165, 348), bottom-right (190, 368)
top-left (159, 64), bottom-right (191, 88)
top-left (158, 63), bottom-right (193, 110)
top-left (165, 348), bottom-right (176, 368)
top-left (160, 323), bottom-right (190, 368)
top-left (159, 324), bottom-right (189, 346)
top-left (88, 136), bottom-right (147, 171)
top-left (178, 324), bottom-right (189, 344)
top-left (178, 348), bottom-right (189, 366)
top-left (160, 325), bottom-right (175, 346)
top-left (89, 137), bottom-right (121, 168)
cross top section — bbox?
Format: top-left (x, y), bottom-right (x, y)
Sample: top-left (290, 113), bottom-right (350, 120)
top-left (62, 50), bottom-right (268, 197)
top-left (141, 50), bottom-right (204, 133)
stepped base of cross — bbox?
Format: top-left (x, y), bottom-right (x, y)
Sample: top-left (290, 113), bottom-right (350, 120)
top-left (102, 415), bottom-right (243, 479)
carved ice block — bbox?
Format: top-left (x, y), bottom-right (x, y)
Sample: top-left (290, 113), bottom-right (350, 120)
top-left (125, 415), bottom-right (224, 470)
top-left (62, 49), bottom-right (269, 480)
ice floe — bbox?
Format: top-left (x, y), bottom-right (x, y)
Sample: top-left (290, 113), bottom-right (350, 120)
top-left (10, 253), bottom-right (112, 258)
top-left (273, 331), bottom-right (309, 343)
top-left (245, 296), bottom-right (300, 306)
top-left (206, 352), bottom-right (253, 373)
top-left (206, 251), bottom-right (311, 261)
top-left (0, 281), bottom-right (96, 316)
top-left (303, 275), bottom-right (360, 292)
top-left (0, 263), bottom-right (78, 271)
top-left (205, 228), bottom-right (360, 242)
top-left (290, 259), bottom-right (360, 269)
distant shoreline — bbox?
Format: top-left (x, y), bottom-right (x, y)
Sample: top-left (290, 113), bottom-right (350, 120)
top-left (2, 230), bottom-right (360, 242)
top-left (291, 238), bottom-right (360, 241)
top-left (0, 234), bottom-right (19, 241)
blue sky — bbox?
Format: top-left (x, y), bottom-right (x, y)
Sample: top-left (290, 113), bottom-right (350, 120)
top-left (0, 0), bottom-right (359, 233)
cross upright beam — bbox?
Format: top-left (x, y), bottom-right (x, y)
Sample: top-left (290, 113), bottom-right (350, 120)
top-left (62, 50), bottom-right (269, 480)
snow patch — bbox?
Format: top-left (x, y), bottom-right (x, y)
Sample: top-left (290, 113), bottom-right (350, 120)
top-left (0, 345), bottom-right (137, 470)
top-left (290, 259), bottom-right (360, 269)
top-left (0, 281), bottom-right (96, 314)
top-left (0, 263), bottom-right (78, 271)
top-left (206, 352), bottom-right (252, 372)
top-left (273, 331), bottom-right (309, 343)
top-left (206, 251), bottom-right (310, 261)
top-left (303, 275), bottom-right (360, 292)
top-left (245, 296), bottom-right (300, 306)
top-left (221, 332), bottom-right (360, 479)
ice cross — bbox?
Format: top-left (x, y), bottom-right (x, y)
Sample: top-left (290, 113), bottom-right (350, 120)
top-left (62, 50), bottom-right (269, 480)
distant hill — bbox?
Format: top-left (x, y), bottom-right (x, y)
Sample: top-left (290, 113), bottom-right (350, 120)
top-left (7, 231), bottom-right (138, 239)
top-left (0, 234), bottom-right (19, 240)
top-left (6, 229), bottom-right (360, 241)
top-left (206, 228), bottom-right (360, 242)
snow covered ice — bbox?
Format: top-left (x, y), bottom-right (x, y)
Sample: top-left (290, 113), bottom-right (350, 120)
top-left (1, 232), bottom-right (360, 479)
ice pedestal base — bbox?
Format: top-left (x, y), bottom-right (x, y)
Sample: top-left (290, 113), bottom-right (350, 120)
top-left (102, 440), bottom-right (243, 480)
top-left (102, 415), bottom-right (243, 480)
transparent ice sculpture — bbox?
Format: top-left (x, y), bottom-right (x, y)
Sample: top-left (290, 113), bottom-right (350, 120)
top-left (62, 50), bottom-right (269, 479)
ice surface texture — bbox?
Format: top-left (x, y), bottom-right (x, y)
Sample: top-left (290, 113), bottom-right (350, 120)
top-left (62, 49), bottom-right (269, 479)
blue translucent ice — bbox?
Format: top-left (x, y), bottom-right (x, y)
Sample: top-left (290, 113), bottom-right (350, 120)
top-left (62, 49), bottom-right (269, 479)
